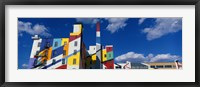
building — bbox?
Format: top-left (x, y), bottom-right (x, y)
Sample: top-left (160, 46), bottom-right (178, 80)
top-left (143, 60), bottom-right (182, 69)
top-left (131, 63), bottom-right (149, 69)
top-left (28, 22), bottom-right (114, 69)
top-left (114, 61), bottom-right (131, 69)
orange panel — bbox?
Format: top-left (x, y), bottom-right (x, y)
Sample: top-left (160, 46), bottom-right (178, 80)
top-left (47, 47), bottom-right (52, 60)
top-left (63, 44), bottom-right (69, 58)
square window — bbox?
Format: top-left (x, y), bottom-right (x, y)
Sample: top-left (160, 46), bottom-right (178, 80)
top-left (38, 42), bottom-right (41, 47)
top-left (63, 50), bottom-right (66, 55)
top-left (52, 59), bottom-right (56, 64)
top-left (54, 42), bottom-right (58, 47)
top-left (64, 42), bottom-right (67, 45)
top-left (74, 41), bottom-right (77, 46)
top-left (62, 59), bottom-right (65, 64)
top-left (73, 59), bottom-right (76, 65)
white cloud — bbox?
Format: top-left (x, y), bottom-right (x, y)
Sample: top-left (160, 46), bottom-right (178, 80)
top-left (76, 18), bottom-right (100, 24)
top-left (22, 64), bottom-right (28, 69)
top-left (149, 53), bottom-right (181, 62)
top-left (115, 52), bottom-right (181, 63)
top-left (142, 18), bottom-right (182, 40)
top-left (115, 52), bottom-right (145, 63)
top-left (138, 18), bottom-right (146, 25)
top-left (105, 18), bottom-right (128, 33)
top-left (18, 21), bottom-right (51, 37)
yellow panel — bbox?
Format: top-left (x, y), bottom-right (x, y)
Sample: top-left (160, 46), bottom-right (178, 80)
top-left (38, 49), bottom-right (47, 56)
top-left (67, 52), bottom-right (80, 66)
top-left (63, 44), bottom-right (69, 58)
top-left (102, 49), bottom-right (107, 62)
top-left (61, 38), bottom-right (69, 46)
top-left (91, 54), bottom-right (96, 61)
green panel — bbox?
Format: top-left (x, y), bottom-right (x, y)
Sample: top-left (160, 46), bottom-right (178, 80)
top-left (106, 51), bottom-right (113, 60)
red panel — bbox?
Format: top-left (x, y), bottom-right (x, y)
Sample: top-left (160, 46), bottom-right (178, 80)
top-left (69, 34), bottom-right (81, 42)
top-left (103, 60), bottom-right (114, 69)
top-left (96, 22), bottom-right (100, 31)
top-left (56, 65), bottom-right (67, 69)
top-left (106, 46), bottom-right (113, 52)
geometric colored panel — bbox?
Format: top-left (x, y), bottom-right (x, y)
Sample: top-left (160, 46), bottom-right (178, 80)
top-left (69, 34), bottom-right (81, 42)
top-left (61, 38), bottom-right (69, 46)
top-left (47, 47), bottom-right (52, 60)
top-left (106, 51), bottom-right (113, 60)
top-left (40, 39), bottom-right (53, 51)
top-left (56, 65), bottom-right (67, 69)
top-left (102, 49), bottom-right (107, 62)
top-left (106, 46), bottom-right (113, 52)
top-left (52, 38), bottom-right (62, 50)
top-left (103, 59), bottom-right (114, 69)
top-left (67, 52), bottom-right (80, 66)
top-left (28, 58), bottom-right (36, 69)
top-left (52, 46), bottom-right (64, 58)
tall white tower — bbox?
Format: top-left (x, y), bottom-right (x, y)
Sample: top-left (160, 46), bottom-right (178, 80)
top-left (96, 22), bottom-right (102, 69)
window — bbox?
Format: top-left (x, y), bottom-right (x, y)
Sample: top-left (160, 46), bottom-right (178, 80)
top-left (74, 41), bottom-right (77, 46)
top-left (62, 59), bottom-right (65, 64)
top-left (156, 65), bottom-right (164, 68)
top-left (52, 59), bottom-right (56, 64)
top-left (38, 42), bottom-right (41, 47)
top-left (109, 54), bottom-right (111, 57)
top-left (150, 65), bottom-right (156, 68)
top-left (36, 51), bottom-right (39, 55)
top-left (165, 65), bottom-right (172, 68)
top-left (63, 50), bottom-right (66, 55)
top-left (73, 59), bottom-right (76, 65)
top-left (53, 51), bottom-right (57, 56)
top-left (104, 54), bottom-right (106, 57)
top-left (64, 41), bottom-right (67, 45)
top-left (46, 42), bottom-right (50, 47)
top-left (73, 50), bottom-right (77, 55)
top-left (54, 42), bottom-right (58, 47)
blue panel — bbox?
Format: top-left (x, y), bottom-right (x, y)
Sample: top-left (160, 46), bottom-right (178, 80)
top-left (46, 39), bottom-right (53, 47)
top-left (43, 50), bottom-right (80, 69)
top-left (40, 39), bottom-right (46, 51)
top-left (95, 57), bottom-right (101, 69)
top-left (28, 58), bottom-right (36, 69)
top-left (40, 39), bottom-right (53, 51)
top-left (52, 38), bottom-right (62, 50)
top-left (52, 46), bottom-right (64, 58)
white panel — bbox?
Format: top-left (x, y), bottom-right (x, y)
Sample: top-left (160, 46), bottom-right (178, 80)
top-left (68, 37), bottom-right (81, 55)
top-left (30, 39), bottom-right (42, 58)
top-left (96, 32), bottom-right (100, 37)
top-left (88, 46), bottom-right (96, 54)
top-left (73, 25), bottom-right (81, 33)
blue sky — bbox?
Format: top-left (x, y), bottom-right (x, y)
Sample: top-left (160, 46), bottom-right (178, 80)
top-left (18, 18), bottom-right (182, 69)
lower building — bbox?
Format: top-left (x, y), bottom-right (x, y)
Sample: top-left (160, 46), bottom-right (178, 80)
top-left (143, 60), bottom-right (182, 69)
top-left (131, 63), bottom-right (149, 69)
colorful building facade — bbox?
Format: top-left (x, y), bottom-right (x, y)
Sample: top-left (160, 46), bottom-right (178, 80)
top-left (28, 22), bottom-right (114, 69)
